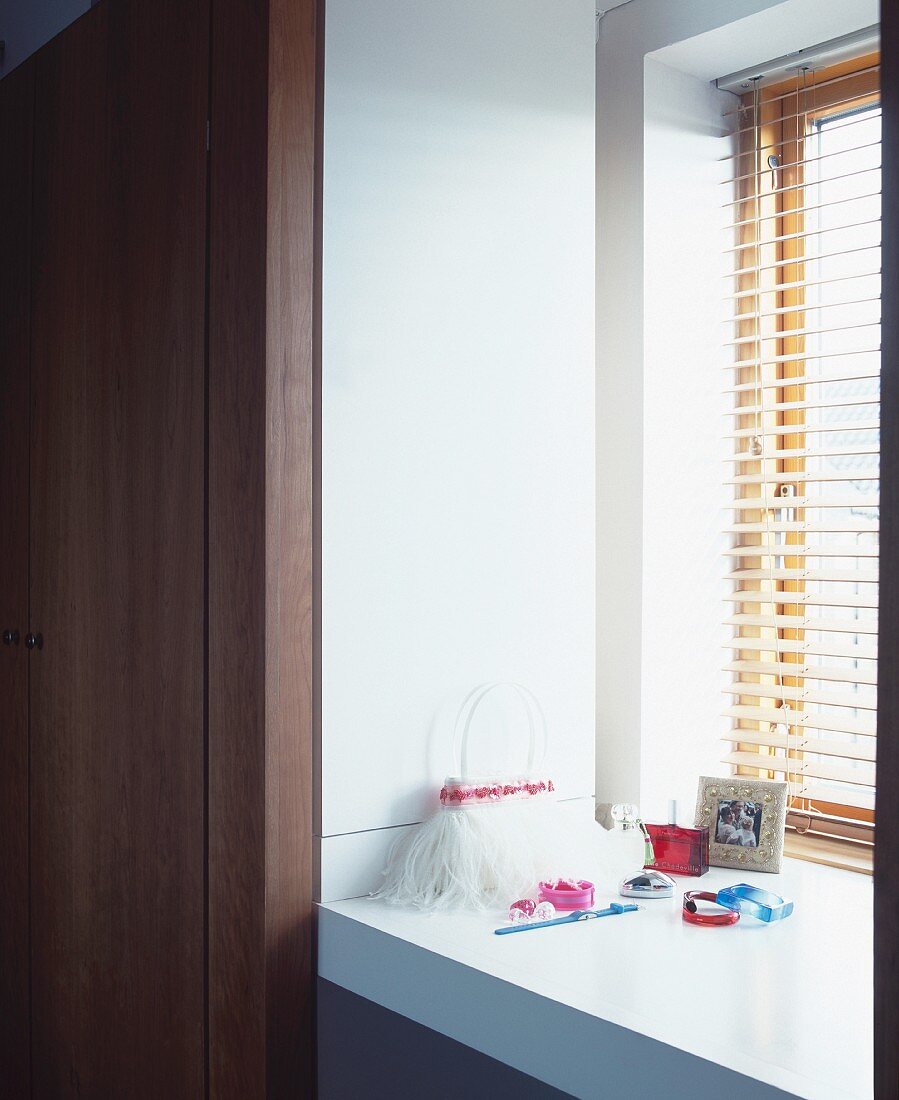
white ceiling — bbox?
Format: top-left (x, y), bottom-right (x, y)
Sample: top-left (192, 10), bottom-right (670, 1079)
top-left (650, 0), bottom-right (879, 82)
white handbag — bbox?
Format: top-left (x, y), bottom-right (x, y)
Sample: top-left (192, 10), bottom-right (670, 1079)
top-left (376, 681), bottom-right (597, 910)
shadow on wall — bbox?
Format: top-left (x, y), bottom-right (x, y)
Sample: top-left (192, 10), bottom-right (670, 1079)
top-left (0, 0), bottom-right (92, 77)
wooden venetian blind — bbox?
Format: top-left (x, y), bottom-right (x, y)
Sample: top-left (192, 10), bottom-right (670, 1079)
top-left (723, 52), bottom-right (880, 829)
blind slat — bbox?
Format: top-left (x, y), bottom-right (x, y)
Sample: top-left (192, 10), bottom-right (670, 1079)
top-left (726, 612), bottom-right (877, 634)
top-left (723, 98), bottom-right (880, 147)
top-left (726, 470), bottom-right (880, 486)
top-left (723, 165), bottom-right (880, 212)
top-left (726, 269), bottom-right (881, 302)
top-left (725, 520), bottom-right (878, 534)
top-left (727, 393), bottom-right (879, 416)
top-left (724, 659), bottom-right (877, 686)
top-left (722, 727), bottom-right (877, 759)
top-left (724, 544), bottom-right (879, 559)
top-left (723, 705), bottom-right (876, 737)
top-left (726, 345), bottom-right (880, 370)
top-left (727, 445), bottom-right (879, 463)
top-left (721, 290), bottom-right (875, 321)
top-left (726, 368), bottom-right (880, 394)
top-left (727, 566), bottom-right (878, 583)
top-left (727, 319), bottom-right (880, 347)
top-left (724, 636), bottom-right (877, 659)
top-left (728, 423), bottom-right (881, 439)
top-left (783, 780), bottom-right (876, 813)
top-left (725, 588), bottom-right (879, 609)
top-left (722, 148), bottom-right (881, 191)
top-left (724, 681), bottom-right (876, 711)
top-left (730, 190), bottom-right (882, 233)
top-left (728, 242), bottom-right (879, 279)
top-left (722, 750), bottom-right (876, 789)
top-left (726, 493), bottom-right (879, 509)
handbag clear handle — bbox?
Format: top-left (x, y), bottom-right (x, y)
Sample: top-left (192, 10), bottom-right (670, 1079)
top-left (450, 681), bottom-right (547, 780)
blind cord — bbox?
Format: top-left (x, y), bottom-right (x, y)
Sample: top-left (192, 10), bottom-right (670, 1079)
top-left (748, 68), bottom-right (823, 812)
top-left (749, 75), bottom-right (799, 807)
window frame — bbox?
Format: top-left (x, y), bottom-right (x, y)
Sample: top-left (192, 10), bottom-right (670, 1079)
top-left (732, 53), bottom-right (880, 867)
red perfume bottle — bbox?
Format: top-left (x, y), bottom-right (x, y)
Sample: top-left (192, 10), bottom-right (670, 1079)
top-left (644, 800), bottom-right (709, 877)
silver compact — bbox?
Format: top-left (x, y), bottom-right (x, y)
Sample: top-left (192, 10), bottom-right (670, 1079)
top-left (619, 870), bottom-right (676, 898)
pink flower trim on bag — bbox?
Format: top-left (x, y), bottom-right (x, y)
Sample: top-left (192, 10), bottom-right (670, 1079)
top-left (440, 777), bottom-right (555, 808)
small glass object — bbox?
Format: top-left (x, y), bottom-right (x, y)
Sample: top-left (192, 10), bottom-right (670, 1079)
top-left (532, 901), bottom-right (556, 922)
top-left (716, 883), bottom-right (793, 922)
top-left (619, 869), bottom-right (675, 898)
top-left (508, 899), bottom-right (536, 923)
top-left (644, 799), bottom-right (709, 877)
top-left (603, 803), bottom-right (652, 886)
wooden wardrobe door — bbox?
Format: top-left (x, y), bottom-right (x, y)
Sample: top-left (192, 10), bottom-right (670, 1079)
top-left (0, 58), bottom-right (34, 1099)
top-left (28, 3), bottom-right (208, 1095)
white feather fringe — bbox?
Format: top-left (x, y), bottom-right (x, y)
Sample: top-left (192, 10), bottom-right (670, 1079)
top-left (375, 800), bottom-right (607, 911)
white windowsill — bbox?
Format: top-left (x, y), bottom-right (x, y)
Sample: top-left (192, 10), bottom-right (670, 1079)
top-left (318, 858), bottom-right (871, 1099)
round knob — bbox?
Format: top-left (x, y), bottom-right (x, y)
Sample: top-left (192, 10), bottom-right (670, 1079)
top-left (2, 629), bottom-right (20, 646)
top-left (25, 632), bottom-right (43, 650)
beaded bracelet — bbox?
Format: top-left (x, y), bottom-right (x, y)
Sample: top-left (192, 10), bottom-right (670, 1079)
top-left (682, 890), bottom-right (740, 927)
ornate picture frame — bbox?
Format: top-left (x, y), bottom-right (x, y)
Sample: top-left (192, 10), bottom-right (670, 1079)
top-left (694, 776), bottom-right (788, 874)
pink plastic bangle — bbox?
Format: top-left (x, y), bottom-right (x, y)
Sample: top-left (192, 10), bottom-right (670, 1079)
top-left (537, 880), bottom-right (595, 911)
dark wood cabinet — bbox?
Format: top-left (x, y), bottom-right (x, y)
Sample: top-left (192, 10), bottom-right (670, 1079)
top-left (26, 3), bottom-right (208, 1095)
top-left (0, 57), bottom-right (35, 1100)
top-left (0, 0), bottom-right (317, 1095)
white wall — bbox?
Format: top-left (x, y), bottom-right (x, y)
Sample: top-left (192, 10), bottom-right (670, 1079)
top-left (640, 57), bottom-right (732, 823)
top-left (0, 0), bottom-right (89, 76)
top-left (320, 0), bottom-right (595, 887)
top-left (595, 0), bottom-right (878, 818)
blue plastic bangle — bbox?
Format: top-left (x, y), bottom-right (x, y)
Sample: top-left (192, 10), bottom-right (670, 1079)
top-left (716, 883), bottom-right (793, 923)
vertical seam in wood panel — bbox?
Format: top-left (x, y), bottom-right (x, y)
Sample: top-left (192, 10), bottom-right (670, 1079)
top-left (312, 0), bottom-right (325, 1082)
top-left (265, 0), bottom-right (317, 1090)
top-left (26, 60), bottom-right (37, 1100)
top-left (203, 4), bottom-right (214, 1097)
top-left (312, 0), bottom-right (324, 874)
top-left (877, 9), bottom-right (898, 1097)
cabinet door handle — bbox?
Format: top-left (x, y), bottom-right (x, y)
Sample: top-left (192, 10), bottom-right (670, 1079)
top-left (25, 632), bottom-right (43, 650)
top-left (2, 629), bottom-right (20, 646)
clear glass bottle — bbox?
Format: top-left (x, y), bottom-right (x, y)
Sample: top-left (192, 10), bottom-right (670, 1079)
top-left (601, 803), bottom-right (653, 890)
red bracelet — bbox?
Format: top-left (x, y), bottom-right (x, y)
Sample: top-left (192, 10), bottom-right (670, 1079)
top-left (682, 891), bottom-right (740, 926)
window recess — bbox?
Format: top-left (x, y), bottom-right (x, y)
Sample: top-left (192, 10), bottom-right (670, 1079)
top-left (722, 46), bottom-right (880, 867)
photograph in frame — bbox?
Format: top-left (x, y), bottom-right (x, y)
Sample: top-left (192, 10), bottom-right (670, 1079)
top-left (695, 776), bottom-right (788, 873)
